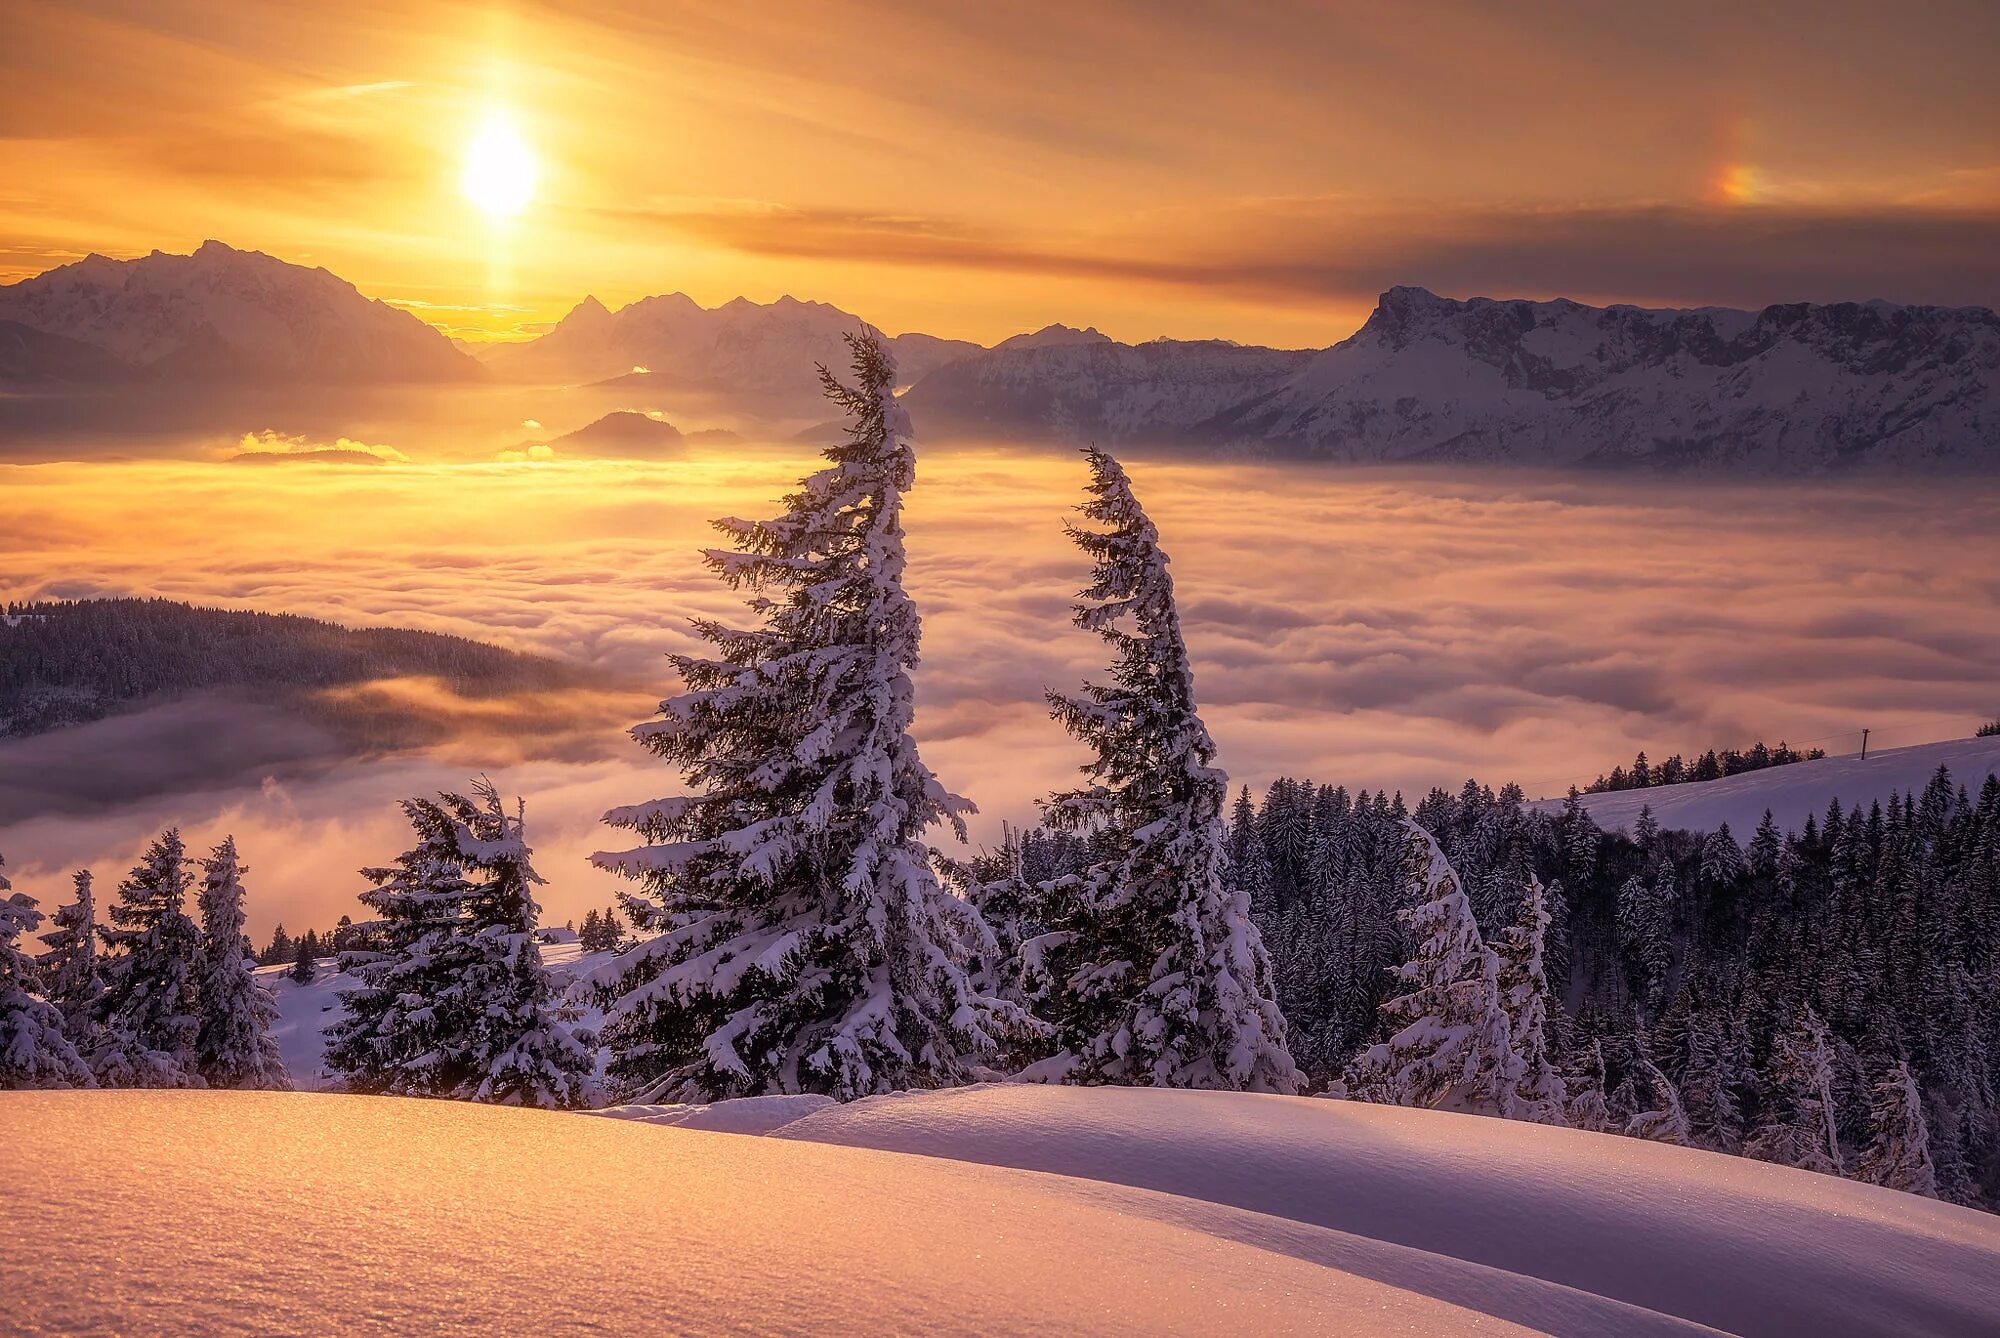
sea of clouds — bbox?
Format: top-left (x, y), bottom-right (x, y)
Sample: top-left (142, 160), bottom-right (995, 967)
top-left (2, 445), bottom-right (1995, 933)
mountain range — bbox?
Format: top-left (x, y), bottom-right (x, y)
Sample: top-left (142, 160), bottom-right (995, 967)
top-left (481, 290), bottom-right (981, 413)
top-left (3, 241), bottom-right (1995, 470)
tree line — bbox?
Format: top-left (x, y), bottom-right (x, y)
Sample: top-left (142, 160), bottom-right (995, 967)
top-left (1582, 740), bottom-right (1826, 793)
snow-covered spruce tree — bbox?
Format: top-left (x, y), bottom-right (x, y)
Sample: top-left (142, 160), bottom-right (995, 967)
top-left (591, 333), bottom-right (1027, 1103)
top-left (955, 823), bottom-right (1040, 1008)
top-left (1023, 448), bottom-right (1299, 1093)
top-left (194, 837), bottom-right (290, 1090)
top-left (1, 861), bottom-right (93, 1089)
top-left (92, 830), bottom-right (206, 1087)
top-left (1344, 821), bottom-right (1518, 1115)
top-left (450, 782), bottom-right (594, 1108)
top-left (36, 869), bottom-right (102, 1047)
top-left (1563, 1038), bottom-right (1613, 1132)
top-left (290, 937), bottom-right (316, 984)
top-left (326, 785), bottom-right (592, 1106)
top-left (1856, 1059), bottom-right (1939, 1198)
top-left (1747, 1004), bottom-right (1844, 1175)
top-left (1495, 873), bottom-right (1567, 1124)
top-left (323, 798), bottom-right (472, 1097)
top-left (1615, 870), bottom-right (1675, 1007)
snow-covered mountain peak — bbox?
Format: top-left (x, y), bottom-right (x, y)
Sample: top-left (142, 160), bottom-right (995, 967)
top-left (0, 240), bottom-right (475, 381)
top-left (996, 323), bottom-right (1116, 351)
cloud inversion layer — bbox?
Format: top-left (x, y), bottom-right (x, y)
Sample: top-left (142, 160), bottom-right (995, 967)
top-left (2, 444), bottom-right (1994, 932)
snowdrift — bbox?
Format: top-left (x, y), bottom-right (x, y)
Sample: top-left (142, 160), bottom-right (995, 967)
top-left (1533, 734), bottom-right (2000, 836)
top-left (773, 1085), bottom-right (2000, 1337)
top-left (5, 1089), bottom-right (1631, 1337)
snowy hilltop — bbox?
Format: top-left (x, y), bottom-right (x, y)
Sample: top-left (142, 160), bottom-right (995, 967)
top-left (8, 1086), bottom-right (1999, 1335)
top-left (900, 287), bottom-right (2000, 471)
top-left (482, 290), bottom-right (980, 412)
top-left (0, 241), bottom-right (477, 383)
top-left (1532, 734), bottom-right (2000, 835)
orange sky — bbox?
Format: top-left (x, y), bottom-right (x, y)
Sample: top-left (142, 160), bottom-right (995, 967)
top-left (4, 0), bottom-right (1999, 346)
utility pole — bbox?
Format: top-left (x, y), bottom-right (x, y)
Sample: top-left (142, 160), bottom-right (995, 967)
top-left (1860, 727), bottom-right (1871, 761)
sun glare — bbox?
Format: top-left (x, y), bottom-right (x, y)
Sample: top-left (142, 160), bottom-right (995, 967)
top-left (461, 114), bottom-right (538, 217)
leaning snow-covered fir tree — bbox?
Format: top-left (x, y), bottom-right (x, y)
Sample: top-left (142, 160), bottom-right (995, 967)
top-left (193, 837), bottom-right (290, 1090)
top-left (1, 860), bottom-right (93, 1089)
top-left (91, 830), bottom-right (207, 1087)
top-left (1622, 1036), bottom-right (1693, 1146)
top-left (1494, 873), bottom-right (1567, 1124)
top-left (36, 869), bottom-right (101, 1047)
top-left (591, 333), bottom-right (1028, 1103)
top-left (326, 783), bottom-right (592, 1107)
top-left (1344, 821), bottom-right (1518, 1115)
top-left (1023, 448), bottom-right (1299, 1094)
top-left (1747, 1004), bottom-right (1844, 1175)
top-left (1856, 1059), bottom-right (1938, 1198)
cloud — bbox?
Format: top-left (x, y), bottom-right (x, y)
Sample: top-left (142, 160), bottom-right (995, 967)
top-left (641, 197), bottom-right (2000, 314)
top-left (232, 430), bottom-right (409, 463)
top-left (3, 446), bottom-right (1995, 935)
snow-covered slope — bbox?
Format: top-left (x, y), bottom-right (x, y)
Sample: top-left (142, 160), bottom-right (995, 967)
top-left (485, 291), bottom-right (980, 410)
top-left (593, 1081), bottom-right (2000, 1335)
top-left (1533, 734), bottom-right (2000, 836)
top-left (4, 1090), bottom-right (1621, 1336)
top-left (0, 241), bottom-right (477, 382)
top-left (1227, 286), bottom-right (2000, 469)
top-left (900, 336), bottom-right (1313, 443)
top-left (775, 1083), bottom-right (2000, 1337)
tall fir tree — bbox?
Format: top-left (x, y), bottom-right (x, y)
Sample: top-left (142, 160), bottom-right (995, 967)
top-left (1855, 1059), bottom-right (1939, 1198)
top-left (1345, 821), bottom-right (1518, 1115)
top-left (591, 333), bottom-right (1025, 1102)
top-left (1024, 448), bottom-right (1299, 1093)
top-left (194, 837), bottom-right (289, 1090)
top-left (1495, 873), bottom-right (1567, 1123)
top-left (36, 869), bottom-right (101, 1048)
top-left (1, 859), bottom-right (92, 1089)
top-left (92, 829), bottom-right (206, 1087)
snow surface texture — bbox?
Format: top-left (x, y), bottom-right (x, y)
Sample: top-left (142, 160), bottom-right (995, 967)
top-left (1534, 734), bottom-right (2000, 835)
top-left (587, 1092), bottom-right (836, 1134)
top-left (774, 1083), bottom-right (2000, 1337)
top-left (1, 1090), bottom-right (1631, 1337)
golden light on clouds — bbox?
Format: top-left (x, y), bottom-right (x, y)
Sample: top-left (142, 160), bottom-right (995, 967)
top-left (1, 3), bottom-right (1997, 344)
top-left (461, 113), bottom-right (539, 217)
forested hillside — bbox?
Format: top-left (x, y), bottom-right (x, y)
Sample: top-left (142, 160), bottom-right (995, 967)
top-left (0, 598), bottom-right (583, 737)
top-left (999, 764), bottom-right (2000, 1208)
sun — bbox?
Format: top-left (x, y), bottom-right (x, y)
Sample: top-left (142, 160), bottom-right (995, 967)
top-left (461, 114), bottom-right (538, 217)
